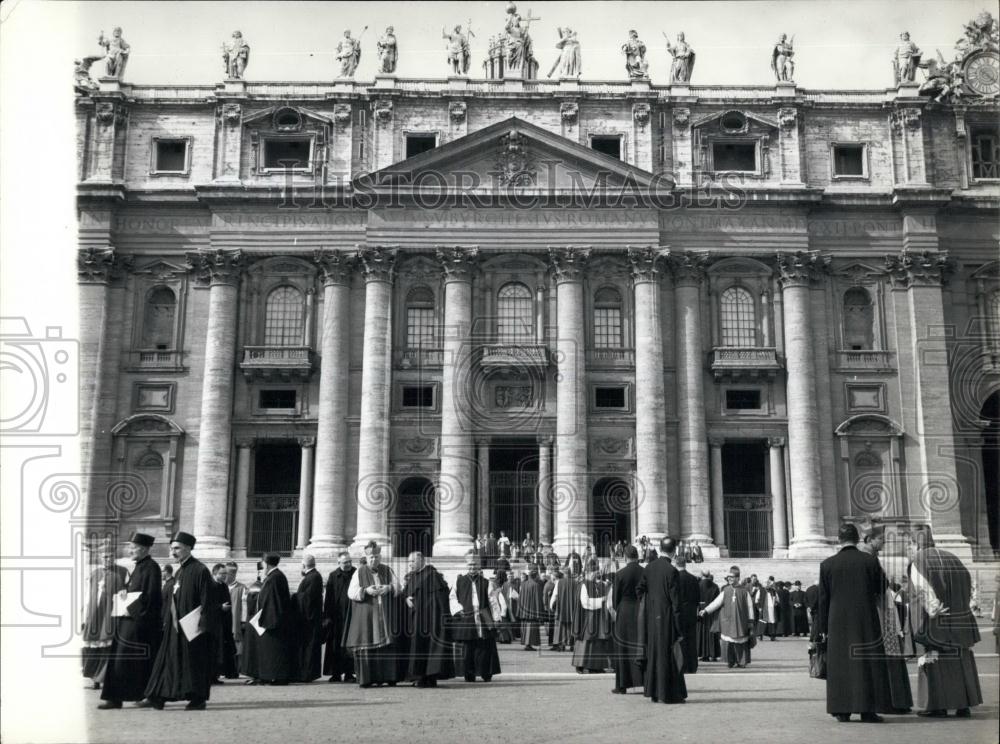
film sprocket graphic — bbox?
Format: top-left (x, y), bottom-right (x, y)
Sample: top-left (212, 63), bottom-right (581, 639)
top-left (0, 317), bottom-right (80, 436)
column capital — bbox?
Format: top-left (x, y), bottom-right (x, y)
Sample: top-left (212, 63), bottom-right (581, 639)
top-left (474, 436), bottom-right (491, 447)
top-left (77, 247), bottom-right (131, 284)
top-left (186, 248), bottom-right (244, 286)
top-left (356, 245), bottom-right (397, 283)
top-left (776, 250), bottom-right (829, 288)
top-left (883, 249), bottom-right (952, 288)
top-left (235, 437), bottom-right (256, 449)
top-left (548, 246), bottom-right (591, 283)
top-left (708, 435), bottom-right (726, 448)
top-left (313, 249), bottom-right (355, 286)
top-left (297, 436), bottom-right (317, 448)
top-left (536, 435), bottom-right (554, 446)
top-left (767, 436), bottom-right (786, 448)
top-left (628, 245), bottom-right (670, 284)
top-left (668, 251), bottom-right (709, 286)
top-left (436, 245), bottom-right (479, 283)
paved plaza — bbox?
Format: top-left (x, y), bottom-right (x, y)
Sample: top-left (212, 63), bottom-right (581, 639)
top-left (83, 633), bottom-right (999, 744)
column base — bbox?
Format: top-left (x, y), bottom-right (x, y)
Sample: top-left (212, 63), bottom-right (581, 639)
top-left (788, 535), bottom-right (836, 559)
top-left (432, 533), bottom-right (474, 557)
top-left (693, 543), bottom-right (723, 560)
top-left (192, 535), bottom-right (230, 560)
top-left (551, 532), bottom-right (590, 559)
top-left (771, 547), bottom-right (789, 559)
top-left (350, 533), bottom-right (390, 558)
top-left (306, 536), bottom-right (350, 558)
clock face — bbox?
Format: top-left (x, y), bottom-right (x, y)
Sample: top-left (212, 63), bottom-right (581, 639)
top-left (963, 51), bottom-right (1000, 96)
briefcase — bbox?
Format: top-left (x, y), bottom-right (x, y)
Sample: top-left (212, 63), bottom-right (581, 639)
top-left (808, 641), bottom-right (827, 679)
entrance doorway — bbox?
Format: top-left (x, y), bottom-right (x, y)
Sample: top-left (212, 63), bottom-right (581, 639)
top-left (722, 441), bottom-right (772, 557)
top-left (390, 477), bottom-right (435, 558)
top-left (982, 392), bottom-right (999, 555)
top-left (248, 441), bottom-right (300, 556)
top-left (592, 477), bottom-right (631, 556)
top-left (489, 441), bottom-right (538, 547)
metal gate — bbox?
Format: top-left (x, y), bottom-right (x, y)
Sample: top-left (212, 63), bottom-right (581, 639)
top-left (724, 494), bottom-right (773, 558)
top-left (489, 471), bottom-right (538, 544)
top-left (248, 494), bottom-right (299, 556)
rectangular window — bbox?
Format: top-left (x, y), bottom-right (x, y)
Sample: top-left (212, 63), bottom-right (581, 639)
top-left (405, 134), bottom-right (437, 158)
top-left (402, 385), bottom-right (435, 408)
top-left (594, 386), bottom-right (627, 409)
top-left (593, 308), bottom-right (622, 348)
top-left (259, 389), bottom-right (297, 409)
top-left (406, 307), bottom-right (436, 348)
top-left (590, 135), bottom-right (622, 160)
top-left (970, 126), bottom-right (1000, 180)
top-left (153, 139), bottom-right (189, 174)
top-left (264, 137), bottom-right (312, 170)
top-left (832, 144), bottom-right (866, 177)
top-left (712, 142), bottom-right (756, 172)
top-left (725, 389), bottom-right (761, 410)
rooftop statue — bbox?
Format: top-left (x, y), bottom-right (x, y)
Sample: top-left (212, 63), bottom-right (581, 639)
top-left (622, 30), bottom-right (648, 80)
top-left (443, 23), bottom-right (472, 75)
top-left (377, 27), bottom-right (398, 74)
top-left (504, 2), bottom-right (540, 79)
top-left (547, 27), bottom-right (581, 79)
top-left (892, 32), bottom-right (921, 84)
top-left (74, 56), bottom-right (103, 90)
top-left (98, 27), bottom-right (130, 80)
top-left (771, 33), bottom-right (795, 82)
top-left (337, 28), bottom-right (365, 78)
top-left (664, 31), bottom-right (695, 83)
top-left (223, 31), bottom-right (250, 80)
top-left (956, 10), bottom-right (999, 55)
top-left (917, 52), bottom-right (961, 103)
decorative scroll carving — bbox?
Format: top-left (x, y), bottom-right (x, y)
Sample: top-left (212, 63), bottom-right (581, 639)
top-left (560, 100), bottom-right (579, 123)
top-left (549, 246), bottom-right (591, 282)
top-left (633, 102), bottom-right (651, 128)
top-left (313, 249), bottom-right (355, 286)
top-left (78, 247), bottom-right (129, 284)
top-left (186, 249), bottom-right (244, 286)
top-left (884, 250), bottom-right (952, 288)
top-left (495, 130), bottom-right (536, 187)
top-left (449, 100), bottom-right (467, 123)
top-left (668, 251), bottom-right (710, 286)
top-left (356, 245), bottom-right (397, 282)
top-left (436, 246), bottom-right (479, 281)
top-left (776, 251), bottom-right (829, 287)
top-left (628, 246), bottom-right (668, 283)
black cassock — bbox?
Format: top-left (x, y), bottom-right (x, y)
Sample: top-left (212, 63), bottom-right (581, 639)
top-left (101, 555), bottom-right (162, 702)
top-left (239, 582), bottom-right (262, 679)
top-left (322, 567), bottom-right (355, 680)
top-left (451, 573), bottom-right (501, 681)
top-left (403, 565), bottom-right (455, 682)
top-left (816, 545), bottom-right (893, 715)
top-left (295, 569), bottom-right (324, 682)
top-left (789, 589), bottom-right (809, 636)
top-left (778, 586), bottom-right (794, 636)
top-left (805, 583), bottom-right (820, 640)
top-left (637, 557), bottom-right (687, 704)
top-left (144, 556), bottom-right (217, 703)
top-left (676, 569), bottom-right (701, 674)
top-left (210, 580), bottom-right (238, 679)
top-left (697, 579), bottom-right (721, 660)
top-left (256, 568), bottom-right (296, 683)
top-left (612, 562), bottom-right (644, 690)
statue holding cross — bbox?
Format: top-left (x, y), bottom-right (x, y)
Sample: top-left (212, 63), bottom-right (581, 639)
top-left (503, 2), bottom-right (540, 78)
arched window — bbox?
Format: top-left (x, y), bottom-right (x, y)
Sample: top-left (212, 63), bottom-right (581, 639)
top-left (405, 286), bottom-right (436, 348)
top-left (497, 282), bottom-right (533, 343)
top-left (720, 286), bottom-right (756, 347)
top-left (141, 287), bottom-right (177, 349)
top-left (593, 287), bottom-right (623, 348)
top-left (843, 287), bottom-right (875, 350)
top-left (264, 286), bottom-right (305, 346)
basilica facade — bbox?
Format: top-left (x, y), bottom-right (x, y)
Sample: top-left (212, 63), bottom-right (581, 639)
top-left (75, 47), bottom-right (1000, 564)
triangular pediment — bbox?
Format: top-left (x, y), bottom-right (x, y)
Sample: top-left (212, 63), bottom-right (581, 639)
top-left (360, 117), bottom-right (663, 194)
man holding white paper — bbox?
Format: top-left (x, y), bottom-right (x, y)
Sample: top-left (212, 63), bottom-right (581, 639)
top-left (144, 532), bottom-right (217, 710)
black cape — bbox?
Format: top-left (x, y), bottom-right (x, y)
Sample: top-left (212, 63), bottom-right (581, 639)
top-left (403, 565), bottom-right (455, 681)
top-left (295, 569), bottom-right (324, 682)
top-left (322, 567), bottom-right (355, 678)
top-left (256, 568), bottom-right (296, 683)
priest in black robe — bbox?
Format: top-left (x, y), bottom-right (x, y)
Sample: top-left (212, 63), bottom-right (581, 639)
top-left (816, 523), bottom-right (893, 723)
top-left (144, 532), bottom-right (218, 710)
top-left (573, 559), bottom-right (613, 673)
top-left (255, 552), bottom-right (296, 685)
top-left (323, 552), bottom-right (355, 683)
top-left (805, 582), bottom-right (819, 639)
top-left (611, 546), bottom-right (644, 693)
top-left (346, 541), bottom-right (404, 687)
top-left (210, 563), bottom-right (238, 681)
top-left (82, 550), bottom-right (128, 687)
top-left (789, 581), bottom-right (809, 636)
top-left (160, 565), bottom-right (175, 629)
top-left (636, 537), bottom-right (687, 704)
top-left (674, 554), bottom-right (701, 674)
top-left (549, 553), bottom-right (582, 652)
top-left (450, 552), bottom-right (501, 682)
top-left (517, 564), bottom-right (546, 650)
top-left (697, 571), bottom-right (721, 661)
top-left (98, 533), bottom-right (162, 708)
top-left (402, 552), bottom-right (455, 687)
top-left (295, 554), bottom-right (324, 682)
top-left (543, 570), bottom-right (559, 649)
top-left (239, 563), bottom-right (263, 683)
top-left (778, 581), bottom-right (794, 636)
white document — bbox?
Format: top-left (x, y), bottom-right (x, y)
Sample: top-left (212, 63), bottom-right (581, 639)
top-left (179, 605), bottom-right (203, 641)
top-left (249, 609), bottom-right (266, 637)
top-left (112, 591), bottom-right (143, 617)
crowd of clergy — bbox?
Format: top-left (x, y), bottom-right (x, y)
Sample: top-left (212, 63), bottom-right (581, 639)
top-left (82, 526), bottom-right (992, 718)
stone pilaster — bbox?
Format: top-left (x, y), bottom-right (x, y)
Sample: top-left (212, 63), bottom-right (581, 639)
top-left (629, 246), bottom-right (670, 541)
top-left (232, 439), bottom-right (254, 554)
top-left (351, 246), bottom-right (396, 553)
top-left (87, 98), bottom-right (128, 182)
top-left (434, 246), bottom-right (479, 556)
top-left (476, 437), bottom-right (490, 538)
top-left (188, 249), bottom-right (243, 556)
top-left (889, 106), bottom-right (928, 185)
top-left (309, 250), bottom-right (354, 554)
top-left (549, 246), bottom-right (591, 556)
top-left (213, 102), bottom-right (243, 181)
top-left (777, 251), bottom-right (832, 557)
top-left (537, 436), bottom-right (553, 548)
top-left (768, 437), bottom-right (789, 556)
top-left (297, 437), bottom-right (316, 551)
top-left (708, 436), bottom-right (726, 552)
top-left (669, 251), bottom-right (714, 546)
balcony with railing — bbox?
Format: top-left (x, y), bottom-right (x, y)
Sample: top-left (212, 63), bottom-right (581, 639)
top-left (835, 349), bottom-right (896, 373)
top-left (240, 345), bottom-right (316, 381)
top-left (711, 346), bottom-right (782, 380)
top-left (127, 349), bottom-right (185, 372)
top-left (395, 347), bottom-right (444, 369)
top-left (480, 343), bottom-right (550, 369)
top-left (586, 347), bottom-right (635, 368)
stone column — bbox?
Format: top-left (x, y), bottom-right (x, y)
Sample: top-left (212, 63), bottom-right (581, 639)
top-left (709, 436), bottom-right (726, 551)
top-left (629, 247), bottom-right (670, 541)
top-left (434, 247), bottom-right (478, 556)
top-left (297, 437), bottom-right (316, 551)
top-left (188, 249), bottom-right (243, 557)
top-left (309, 251), bottom-right (353, 555)
top-left (670, 252), bottom-right (714, 546)
top-left (232, 439), bottom-right (254, 555)
top-left (476, 438), bottom-right (490, 537)
top-left (550, 247), bottom-right (591, 557)
top-left (777, 252), bottom-right (830, 557)
top-left (537, 436), bottom-right (553, 548)
top-left (768, 437), bottom-right (789, 556)
top-left (351, 247), bottom-right (396, 553)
